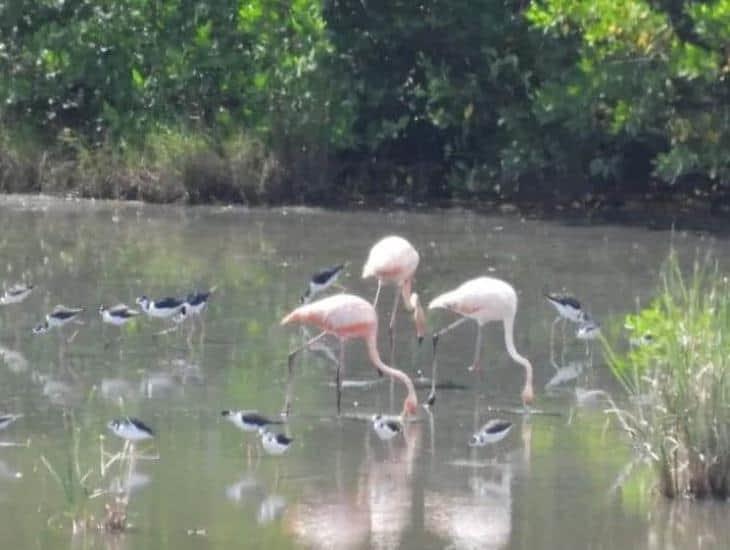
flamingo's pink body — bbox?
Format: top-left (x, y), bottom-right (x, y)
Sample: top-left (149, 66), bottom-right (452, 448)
top-left (281, 294), bottom-right (418, 417)
top-left (362, 236), bottom-right (426, 342)
top-left (428, 277), bottom-right (534, 406)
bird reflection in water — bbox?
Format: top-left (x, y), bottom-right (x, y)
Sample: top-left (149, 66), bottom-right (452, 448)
top-left (0, 344), bottom-right (28, 373)
top-left (426, 419), bottom-right (531, 549)
top-left (287, 421), bottom-right (421, 549)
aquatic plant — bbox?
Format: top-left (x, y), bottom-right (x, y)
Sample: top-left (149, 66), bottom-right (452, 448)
top-left (604, 250), bottom-right (730, 499)
top-left (40, 412), bottom-right (146, 533)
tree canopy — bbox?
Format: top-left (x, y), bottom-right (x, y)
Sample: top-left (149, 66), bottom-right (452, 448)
top-left (1, 0), bottom-right (729, 202)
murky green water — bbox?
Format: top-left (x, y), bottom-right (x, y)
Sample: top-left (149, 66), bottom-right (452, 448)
top-left (0, 195), bottom-right (727, 549)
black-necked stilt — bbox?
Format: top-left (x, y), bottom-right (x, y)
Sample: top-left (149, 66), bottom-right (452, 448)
top-left (135, 296), bottom-right (186, 319)
top-left (371, 414), bottom-right (402, 441)
top-left (260, 429), bottom-right (293, 455)
top-left (469, 419), bottom-right (513, 447)
top-left (0, 414), bottom-right (22, 431)
top-left (222, 410), bottom-right (283, 432)
top-left (107, 417), bottom-right (155, 441)
top-left (301, 264), bottom-right (345, 303)
top-left (576, 318), bottom-right (600, 358)
top-left (545, 293), bottom-right (587, 323)
top-left (32, 305), bottom-right (84, 334)
top-left (576, 319), bottom-right (601, 340)
top-left (185, 290), bottom-right (213, 316)
top-left (1, 283), bottom-right (33, 305)
top-left (99, 304), bottom-right (140, 326)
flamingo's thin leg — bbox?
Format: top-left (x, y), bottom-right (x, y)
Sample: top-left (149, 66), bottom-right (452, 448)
top-left (336, 340), bottom-right (345, 415)
top-left (388, 286), bottom-right (402, 364)
top-left (469, 324), bottom-right (483, 373)
top-left (282, 331), bottom-right (328, 416)
top-left (427, 316), bottom-right (469, 406)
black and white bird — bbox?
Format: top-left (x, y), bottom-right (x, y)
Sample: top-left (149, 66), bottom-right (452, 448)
top-left (576, 318), bottom-right (601, 340)
top-left (32, 305), bottom-right (84, 334)
top-left (300, 264), bottom-right (345, 303)
top-left (545, 293), bottom-right (588, 324)
top-left (99, 304), bottom-right (140, 327)
top-left (469, 419), bottom-right (513, 447)
top-left (371, 414), bottom-right (402, 441)
top-left (221, 410), bottom-right (283, 433)
top-left (0, 414), bottom-right (22, 431)
top-left (184, 289), bottom-right (214, 316)
top-left (107, 417), bottom-right (155, 441)
top-left (1, 284), bottom-right (34, 305)
top-left (136, 296), bottom-right (186, 319)
top-left (259, 429), bottom-right (293, 456)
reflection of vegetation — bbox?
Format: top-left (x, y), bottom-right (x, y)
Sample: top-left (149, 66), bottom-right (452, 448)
top-left (605, 251), bottom-right (730, 499)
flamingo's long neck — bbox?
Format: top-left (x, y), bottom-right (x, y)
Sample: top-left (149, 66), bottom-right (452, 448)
top-left (503, 314), bottom-right (533, 395)
top-left (365, 332), bottom-right (417, 409)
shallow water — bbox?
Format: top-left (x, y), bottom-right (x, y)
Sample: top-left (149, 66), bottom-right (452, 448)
top-left (0, 195), bottom-right (727, 549)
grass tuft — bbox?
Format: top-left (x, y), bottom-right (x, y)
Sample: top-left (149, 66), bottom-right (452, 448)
top-left (604, 249), bottom-right (730, 499)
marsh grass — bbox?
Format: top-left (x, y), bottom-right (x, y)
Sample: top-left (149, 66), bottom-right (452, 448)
top-left (41, 413), bottom-right (147, 533)
top-left (0, 126), bottom-right (285, 204)
top-left (604, 250), bottom-right (730, 499)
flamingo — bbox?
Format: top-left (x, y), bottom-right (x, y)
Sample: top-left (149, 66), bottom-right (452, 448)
top-left (362, 236), bottom-right (426, 353)
top-left (280, 294), bottom-right (418, 417)
top-left (427, 277), bottom-right (534, 408)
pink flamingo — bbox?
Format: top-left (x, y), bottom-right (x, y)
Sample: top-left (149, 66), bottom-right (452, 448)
top-left (280, 293), bottom-right (419, 417)
top-left (362, 236), bottom-right (426, 352)
top-left (427, 277), bottom-right (534, 408)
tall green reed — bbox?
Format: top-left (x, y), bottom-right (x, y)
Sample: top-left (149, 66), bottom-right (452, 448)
top-left (605, 250), bottom-right (730, 499)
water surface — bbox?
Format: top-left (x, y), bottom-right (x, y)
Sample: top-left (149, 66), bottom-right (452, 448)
top-left (0, 195), bottom-right (726, 549)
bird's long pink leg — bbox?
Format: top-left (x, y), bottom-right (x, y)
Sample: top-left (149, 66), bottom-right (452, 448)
top-left (336, 340), bottom-right (345, 415)
top-left (388, 286), bottom-right (402, 363)
top-left (427, 317), bottom-right (469, 406)
top-left (372, 280), bottom-right (383, 309)
top-left (282, 331), bottom-right (328, 416)
top-left (469, 324), bottom-right (483, 373)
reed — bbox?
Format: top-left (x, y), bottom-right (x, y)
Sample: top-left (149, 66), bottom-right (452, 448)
top-left (604, 249), bottom-right (730, 499)
top-left (40, 413), bottom-right (143, 533)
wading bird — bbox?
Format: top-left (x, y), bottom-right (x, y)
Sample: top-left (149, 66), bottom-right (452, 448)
top-left (99, 304), bottom-right (139, 327)
top-left (259, 429), bottom-right (293, 456)
top-left (135, 296), bottom-right (186, 319)
top-left (362, 236), bottom-right (426, 350)
top-left (371, 414), bottom-right (402, 441)
top-left (0, 283), bottom-right (33, 305)
top-left (32, 305), bottom-right (84, 335)
top-left (301, 264), bottom-right (345, 304)
top-left (107, 417), bottom-right (155, 442)
top-left (427, 277), bottom-right (534, 408)
top-left (280, 293), bottom-right (418, 417)
top-left (222, 410), bottom-right (283, 433)
top-left (469, 419), bottom-right (513, 447)
top-left (544, 293), bottom-right (587, 324)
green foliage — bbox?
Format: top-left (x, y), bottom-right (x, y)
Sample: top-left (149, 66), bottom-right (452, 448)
top-left (323, 0), bottom-right (544, 194)
top-left (604, 250), bottom-right (730, 498)
top-left (3, 0), bottom-right (730, 200)
top-left (527, 0), bottom-right (730, 185)
top-left (0, 0), bottom-right (348, 150)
